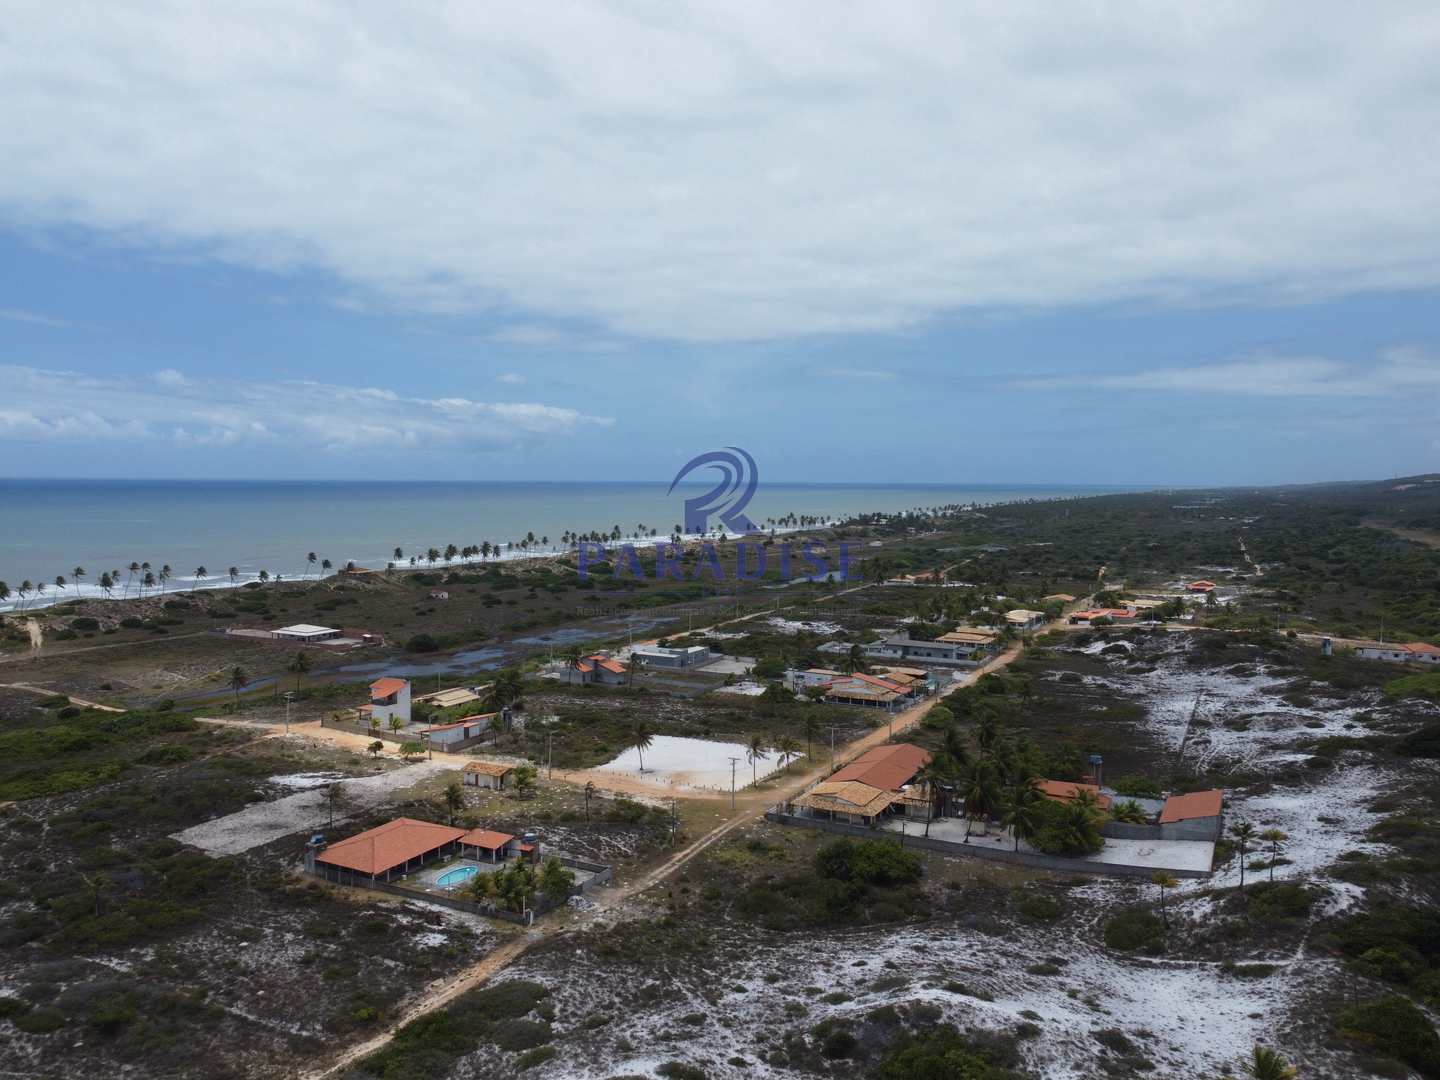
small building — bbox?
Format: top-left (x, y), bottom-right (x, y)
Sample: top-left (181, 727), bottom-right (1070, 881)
top-left (1353, 641), bottom-right (1440, 665)
top-left (1068, 608), bottom-right (1138, 625)
top-left (422, 714), bottom-right (495, 746)
top-left (415, 685), bottom-right (488, 709)
top-left (1043, 593), bottom-right (1077, 604)
top-left (1005, 609), bottom-right (1047, 631)
top-left (369, 677), bottom-right (411, 725)
top-left (429, 590), bottom-right (450, 600)
top-left (308, 818), bottom-right (466, 884)
top-left (630, 644), bottom-right (712, 669)
top-left (459, 828), bottom-right (516, 862)
top-left (564, 654), bottom-right (629, 686)
top-left (1186, 580), bottom-right (1217, 593)
top-left (790, 667), bottom-right (844, 692)
top-left (791, 780), bottom-right (896, 826)
top-left (1038, 779), bottom-right (1113, 811)
top-left (823, 672), bottom-right (915, 709)
top-left (1159, 789), bottom-right (1224, 840)
top-left (463, 760), bottom-right (517, 789)
top-left (831, 742), bottom-right (930, 789)
top-left (273, 623), bottom-right (342, 643)
top-left (866, 629), bottom-right (992, 666)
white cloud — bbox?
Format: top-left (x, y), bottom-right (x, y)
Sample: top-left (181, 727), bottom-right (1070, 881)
top-left (0, 307), bottom-right (70, 328)
top-left (2, 5), bottom-right (1438, 342)
top-left (1011, 346), bottom-right (1440, 397)
top-left (0, 365), bottom-right (612, 453)
top-left (496, 372), bottom-right (527, 385)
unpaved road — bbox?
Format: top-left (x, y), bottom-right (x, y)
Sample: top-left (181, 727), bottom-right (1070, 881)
top-left (0, 682), bottom-right (126, 713)
top-left (303, 626), bottom-right (1038, 1078)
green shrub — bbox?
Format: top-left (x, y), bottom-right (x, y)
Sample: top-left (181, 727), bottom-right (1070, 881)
top-left (814, 837), bottom-right (922, 887)
top-left (656, 1063), bottom-right (707, 1080)
top-left (515, 1046), bottom-right (557, 1071)
top-left (1339, 995), bottom-right (1440, 1075)
top-left (1017, 894), bottom-right (1062, 921)
top-left (875, 1024), bottom-right (1025, 1080)
top-left (1104, 910), bottom-right (1165, 954)
top-left (1397, 723), bottom-right (1440, 758)
top-left (1110, 774), bottom-right (1162, 798)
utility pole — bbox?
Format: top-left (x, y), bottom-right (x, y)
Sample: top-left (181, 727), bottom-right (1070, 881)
top-left (728, 756), bottom-right (740, 810)
top-left (547, 731), bottom-right (554, 780)
top-left (283, 691), bottom-right (294, 734)
top-left (827, 726), bottom-right (838, 773)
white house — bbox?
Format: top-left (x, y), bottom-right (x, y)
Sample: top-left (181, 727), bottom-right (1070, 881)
top-left (462, 760), bottom-right (517, 790)
top-left (422, 714), bottom-right (494, 746)
top-left (273, 623), bottom-right (342, 642)
top-left (563, 654), bottom-right (629, 686)
top-left (369, 677), bottom-right (411, 725)
top-left (1354, 641), bottom-right (1440, 665)
top-left (1004, 609), bottom-right (1048, 631)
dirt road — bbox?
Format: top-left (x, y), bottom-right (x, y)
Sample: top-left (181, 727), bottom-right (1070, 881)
top-left (0, 682), bottom-right (126, 713)
top-left (303, 627), bottom-right (1035, 1078)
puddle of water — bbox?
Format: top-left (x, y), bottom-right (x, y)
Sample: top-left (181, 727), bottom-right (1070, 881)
top-left (338, 646), bottom-right (510, 679)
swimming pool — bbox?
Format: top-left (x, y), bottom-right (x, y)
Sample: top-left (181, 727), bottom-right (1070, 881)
top-left (436, 864), bottom-right (480, 889)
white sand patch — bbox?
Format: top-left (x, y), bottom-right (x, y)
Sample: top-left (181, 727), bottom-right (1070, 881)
top-left (593, 735), bottom-right (783, 792)
top-left (172, 759), bottom-right (454, 855)
top-left (713, 681), bottom-right (767, 696)
top-left (267, 772), bottom-right (347, 790)
top-left (765, 616), bottom-right (841, 635)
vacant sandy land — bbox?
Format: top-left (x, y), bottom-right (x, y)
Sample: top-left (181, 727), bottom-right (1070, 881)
top-left (173, 758), bottom-right (454, 856)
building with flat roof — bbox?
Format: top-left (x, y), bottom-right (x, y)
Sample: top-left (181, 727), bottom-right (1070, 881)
top-left (630, 644), bottom-right (712, 669)
top-left (273, 623), bottom-right (342, 642)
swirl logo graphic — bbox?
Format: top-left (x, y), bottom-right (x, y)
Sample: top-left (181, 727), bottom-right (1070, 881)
top-left (668, 447), bottom-right (760, 535)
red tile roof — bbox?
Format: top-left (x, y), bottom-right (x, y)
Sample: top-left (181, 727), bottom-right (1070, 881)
top-left (1160, 789), bottom-right (1223, 823)
top-left (830, 743), bottom-right (931, 792)
top-left (316, 818), bottom-right (465, 877)
top-left (1404, 642), bottom-right (1440, 657)
top-left (1038, 780), bottom-right (1113, 811)
top-left (370, 677), bottom-right (408, 698)
top-left (460, 828), bottom-right (515, 850)
top-left (587, 655), bottom-right (627, 674)
top-left (844, 672), bottom-right (909, 693)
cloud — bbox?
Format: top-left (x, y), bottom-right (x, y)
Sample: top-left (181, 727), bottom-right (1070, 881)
top-left (0, 307), bottom-right (70, 328)
top-left (2, 5), bottom-right (1439, 342)
top-left (496, 372), bottom-right (527, 385)
top-left (1011, 346), bottom-right (1440, 398)
top-left (0, 365), bottom-right (612, 454)
top-left (815, 367), bottom-right (898, 382)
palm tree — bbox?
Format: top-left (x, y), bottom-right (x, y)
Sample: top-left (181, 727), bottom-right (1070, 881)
top-left (1111, 799), bottom-right (1148, 824)
top-left (124, 561), bottom-right (139, 598)
top-left (1248, 1046), bottom-right (1297, 1080)
top-left (1231, 820), bottom-right (1257, 895)
top-left (630, 721), bottom-right (655, 772)
top-left (916, 758), bottom-right (950, 836)
top-left (159, 565), bottom-right (172, 594)
top-left (1152, 870), bottom-right (1178, 928)
top-left (560, 644), bottom-right (584, 684)
top-left (444, 543), bottom-right (458, 564)
top-left (229, 666), bottom-right (249, 705)
top-left (228, 567), bottom-right (239, 586)
top-left (288, 651), bottom-right (313, 693)
top-left (775, 735), bottom-right (801, 772)
top-left (321, 558), bottom-right (332, 576)
top-left (443, 781), bottom-right (465, 825)
top-left (961, 758), bottom-right (1001, 838)
top-left (584, 780), bottom-right (596, 823)
top-left (393, 547), bottom-right (403, 563)
top-left (627, 652), bottom-right (645, 691)
top-left (388, 715), bottom-right (405, 735)
top-left (426, 547), bottom-right (440, 568)
top-left (98, 572), bottom-right (113, 598)
top-left (747, 733), bottom-right (768, 787)
top-left (257, 570), bottom-right (269, 586)
top-left (0, 581), bottom-right (8, 607)
top-left (1259, 828), bottom-right (1288, 882)
top-left (489, 668), bottom-right (525, 714)
top-left (141, 571), bottom-right (155, 595)
top-left (1001, 776), bottom-right (1044, 851)
top-left (194, 566), bottom-right (207, 589)
top-left (976, 713), bottom-right (1000, 754)
top-left (54, 575), bottom-right (67, 597)
top-left (368, 713), bottom-right (380, 734)
top-left (72, 567), bottom-right (85, 595)
top-left (307, 552), bottom-right (317, 578)
top-left (17, 581), bottom-right (31, 609)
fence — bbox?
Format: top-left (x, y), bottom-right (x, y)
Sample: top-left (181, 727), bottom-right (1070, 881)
top-left (765, 810), bottom-right (1210, 880)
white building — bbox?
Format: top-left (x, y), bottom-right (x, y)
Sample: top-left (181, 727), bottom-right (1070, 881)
top-left (273, 623), bottom-right (342, 642)
top-left (369, 677), bottom-right (411, 725)
top-left (1354, 641), bottom-right (1440, 665)
top-left (630, 644), bottom-right (712, 669)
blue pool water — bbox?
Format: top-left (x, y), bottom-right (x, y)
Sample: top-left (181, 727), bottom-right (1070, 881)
top-left (437, 864), bottom-right (480, 889)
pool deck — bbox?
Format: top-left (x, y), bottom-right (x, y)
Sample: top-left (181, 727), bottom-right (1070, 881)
top-left (403, 856), bottom-right (599, 895)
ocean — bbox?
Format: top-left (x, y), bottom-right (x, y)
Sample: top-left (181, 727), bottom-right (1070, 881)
top-left (0, 479), bottom-right (1128, 609)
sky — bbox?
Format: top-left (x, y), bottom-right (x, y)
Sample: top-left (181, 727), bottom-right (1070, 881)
top-left (2, 2), bottom-right (1439, 486)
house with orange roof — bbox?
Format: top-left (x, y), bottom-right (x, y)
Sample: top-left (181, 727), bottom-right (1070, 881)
top-left (1037, 780), bottom-right (1113, 811)
top-left (307, 817), bottom-right (466, 884)
top-left (1159, 789), bottom-right (1224, 840)
top-left (562, 653), bottom-right (629, 686)
top-left (369, 676), bottom-right (411, 725)
top-left (1353, 641), bottom-right (1440, 666)
top-left (1186, 580), bottom-right (1217, 593)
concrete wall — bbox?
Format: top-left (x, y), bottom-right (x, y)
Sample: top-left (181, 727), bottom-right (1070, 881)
top-left (766, 811), bottom-right (1210, 880)
top-left (1101, 821), bottom-right (1162, 841)
top-left (1161, 816), bottom-right (1221, 842)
